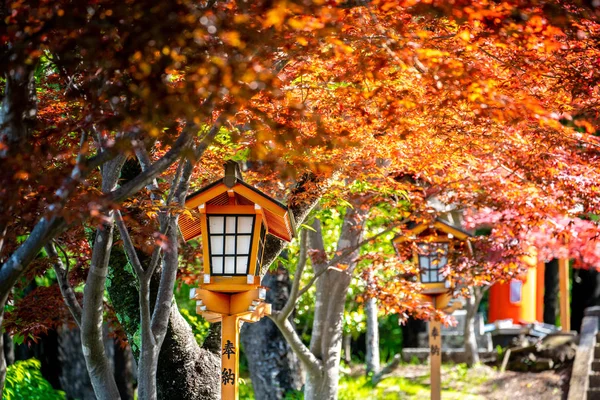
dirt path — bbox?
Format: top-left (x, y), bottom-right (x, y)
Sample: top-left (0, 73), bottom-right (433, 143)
top-left (382, 363), bottom-right (572, 399)
top-left (477, 368), bottom-right (570, 400)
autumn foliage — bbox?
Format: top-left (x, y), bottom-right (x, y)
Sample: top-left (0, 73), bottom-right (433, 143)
top-left (2, 0), bottom-right (600, 348)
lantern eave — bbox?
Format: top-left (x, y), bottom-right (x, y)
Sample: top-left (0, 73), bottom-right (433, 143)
top-left (185, 179), bottom-right (288, 211)
top-left (392, 218), bottom-right (472, 248)
top-left (181, 178), bottom-right (294, 243)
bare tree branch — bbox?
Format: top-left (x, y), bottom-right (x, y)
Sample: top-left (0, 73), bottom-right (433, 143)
top-left (260, 172), bottom-right (323, 276)
top-left (109, 127), bottom-right (195, 203)
top-left (0, 127), bottom-right (194, 298)
top-left (165, 159), bottom-right (184, 207)
top-left (81, 154), bottom-right (126, 400)
top-left (297, 217), bottom-right (411, 298)
top-left (147, 243), bottom-right (164, 279)
top-left (193, 121), bottom-right (224, 161)
top-left (150, 159), bottom-right (194, 339)
top-left (0, 224), bottom-right (8, 263)
top-left (278, 229), bottom-right (308, 321)
top-left (371, 354), bottom-right (402, 385)
top-left (134, 145), bottom-right (162, 204)
top-left (45, 241), bottom-right (82, 326)
top-left (269, 315), bottom-right (323, 376)
top-left (114, 210), bottom-right (146, 279)
top-left (296, 266), bottom-right (338, 300)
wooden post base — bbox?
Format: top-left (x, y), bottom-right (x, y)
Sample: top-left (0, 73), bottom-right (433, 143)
top-left (221, 315), bottom-right (240, 400)
top-left (559, 258), bottom-right (570, 332)
top-left (429, 319), bottom-right (442, 400)
top-left (190, 287), bottom-right (271, 400)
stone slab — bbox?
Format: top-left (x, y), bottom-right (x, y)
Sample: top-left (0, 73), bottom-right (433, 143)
top-left (568, 315), bottom-right (599, 400)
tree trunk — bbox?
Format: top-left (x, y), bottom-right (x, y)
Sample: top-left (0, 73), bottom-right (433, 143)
top-left (544, 259), bottom-right (559, 325)
top-left (464, 287), bottom-right (484, 367)
top-left (0, 299), bottom-right (6, 400)
top-left (81, 225), bottom-right (120, 400)
top-left (365, 267), bottom-right (380, 376)
top-left (107, 255), bottom-right (221, 400)
top-left (0, 64), bottom-right (36, 155)
top-left (365, 296), bottom-right (380, 375)
top-left (3, 333), bottom-right (13, 366)
top-left (304, 205), bottom-right (367, 400)
top-left (80, 155), bottom-right (125, 400)
top-left (136, 277), bottom-right (159, 400)
top-left (241, 266), bottom-right (304, 400)
top-left (304, 272), bottom-right (350, 400)
top-left (158, 303), bottom-right (221, 399)
top-left (114, 343), bottom-right (135, 400)
top-left (58, 325), bottom-right (97, 400)
top-left (342, 334), bottom-right (352, 366)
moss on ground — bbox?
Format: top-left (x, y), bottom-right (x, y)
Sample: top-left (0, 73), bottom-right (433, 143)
top-left (239, 364), bottom-right (494, 400)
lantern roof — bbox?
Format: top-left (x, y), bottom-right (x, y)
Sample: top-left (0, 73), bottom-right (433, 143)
top-left (179, 162), bottom-right (295, 243)
top-left (393, 219), bottom-right (472, 244)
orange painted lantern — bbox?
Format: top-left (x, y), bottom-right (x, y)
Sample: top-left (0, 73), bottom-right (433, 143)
top-left (178, 161), bottom-right (295, 400)
top-left (393, 219), bottom-right (471, 400)
top-left (179, 161), bottom-right (295, 294)
top-left (393, 219), bottom-right (472, 297)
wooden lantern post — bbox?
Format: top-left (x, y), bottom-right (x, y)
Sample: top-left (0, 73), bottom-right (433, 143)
top-left (429, 318), bottom-right (442, 400)
top-left (221, 315), bottom-right (239, 398)
top-left (179, 161), bottom-right (295, 400)
top-left (393, 220), bottom-right (471, 400)
top-left (558, 257), bottom-right (570, 332)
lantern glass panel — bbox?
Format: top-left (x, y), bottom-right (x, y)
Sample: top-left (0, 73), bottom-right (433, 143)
top-left (209, 216), bottom-right (224, 233)
top-left (207, 214), bottom-right (255, 276)
top-left (255, 224), bottom-right (267, 273)
top-left (225, 236), bottom-right (235, 254)
top-left (211, 257), bottom-right (223, 274)
top-left (224, 257), bottom-right (235, 274)
top-left (417, 242), bottom-right (449, 284)
top-left (210, 236), bottom-right (224, 254)
top-left (225, 216), bottom-right (236, 233)
top-left (238, 216), bottom-right (254, 233)
top-left (236, 256), bottom-right (248, 274)
top-left (237, 236), bottom-right (251, 254)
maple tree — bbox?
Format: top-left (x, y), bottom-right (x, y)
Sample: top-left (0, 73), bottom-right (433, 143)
top-left (3, 1), bottom-right (600, 399)
top-left (0, 1), bottom-right (302, 398)
top-left (240, 2), bottom-right (600, 397)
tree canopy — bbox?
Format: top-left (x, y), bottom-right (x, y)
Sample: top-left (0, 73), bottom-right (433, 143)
top-left (2, 0), bottom-right (600, 398)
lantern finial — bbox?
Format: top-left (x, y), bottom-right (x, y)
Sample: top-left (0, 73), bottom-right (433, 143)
top-left (223, 160), bottom-right (243, 188)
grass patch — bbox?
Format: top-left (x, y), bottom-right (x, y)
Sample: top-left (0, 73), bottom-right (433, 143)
top-left (339, 374), bottom-right (429, 399)
top-left (240, 363), bottom-right (495, 399)
top-left (339, 365), bottom-right (490, 400)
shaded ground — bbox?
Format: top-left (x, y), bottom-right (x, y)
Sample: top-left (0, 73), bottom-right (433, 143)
top-left (477, 368), bottom-right (570, 400)
top-left (339, 362), bottom-right (571, 400)
top-left (452, 364), bottom-right (570, 400)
